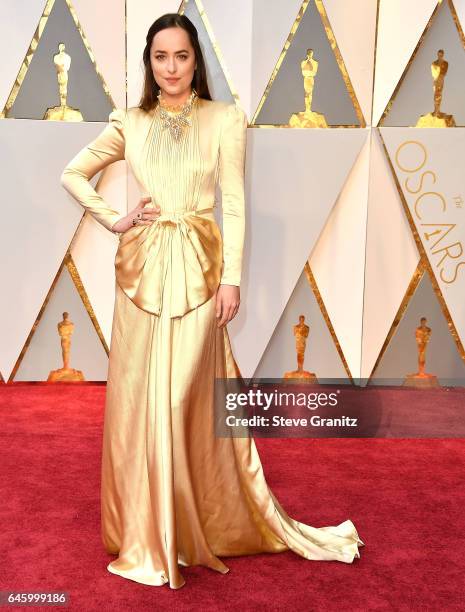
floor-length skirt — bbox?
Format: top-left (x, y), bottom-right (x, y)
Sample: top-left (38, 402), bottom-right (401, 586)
top-left (101, 259), bottom-right (365, 589)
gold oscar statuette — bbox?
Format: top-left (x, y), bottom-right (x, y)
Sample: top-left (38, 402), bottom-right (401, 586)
top-left (47, 312), bottom-right (85, 381)
top-left (416, 49), bottom-right (456, 127)
top-left (284, 315), bottom-right (318, 383)
top-left (289, 49), bottom-right (328, 128)
top-left (43, 43), bottom-right (83, 121)
top-left (403, 317), bottom-right (439, 388)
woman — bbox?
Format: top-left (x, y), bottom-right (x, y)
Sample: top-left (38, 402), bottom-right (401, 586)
top-left (60, 13), bottom-right (364, 589)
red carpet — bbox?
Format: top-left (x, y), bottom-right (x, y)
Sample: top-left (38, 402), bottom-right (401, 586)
top-left (1, 383), bottom-right (464, 611)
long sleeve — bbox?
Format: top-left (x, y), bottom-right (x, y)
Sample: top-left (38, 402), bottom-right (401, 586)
top-left (60, 108), bottom-right (127, 233)
top-left (218, 103), bottom-right (248, 286)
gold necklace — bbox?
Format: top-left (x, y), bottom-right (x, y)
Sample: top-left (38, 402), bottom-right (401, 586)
top-left (157, 89), bottom-right (198, 141)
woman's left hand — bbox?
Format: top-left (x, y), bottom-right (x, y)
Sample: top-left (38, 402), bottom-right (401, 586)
top-left (215, 284), bottom-right (240, 328)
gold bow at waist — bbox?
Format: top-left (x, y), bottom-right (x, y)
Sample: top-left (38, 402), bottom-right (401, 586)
top-left (114, 206), bottom-right (223, 317)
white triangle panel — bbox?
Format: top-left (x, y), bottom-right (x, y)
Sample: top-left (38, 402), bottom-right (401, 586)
top-left (0, 120), bottom-right (121, 380)
top-left (229, 128), bottom-right (367, 379)
top-left (361, 128), bottom-right (419, 379)
top-left (310, 129), bottom-right (371, 379)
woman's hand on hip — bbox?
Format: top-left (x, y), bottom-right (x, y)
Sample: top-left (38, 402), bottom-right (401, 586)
top-left (215, 284), bottom-right (240, 328)
top-left (111, 197), bottom-right (160, 233)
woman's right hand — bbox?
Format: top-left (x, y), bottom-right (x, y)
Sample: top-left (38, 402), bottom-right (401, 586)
top-left (111, 196), bottom-right (161, 233)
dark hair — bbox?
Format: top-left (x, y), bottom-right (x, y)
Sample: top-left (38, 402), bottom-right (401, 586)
top-left (138, 13), bottom-right (212, 112)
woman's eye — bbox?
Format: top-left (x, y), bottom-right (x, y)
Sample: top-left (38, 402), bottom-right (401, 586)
top-left (154, 55), bottom-right (188, 61)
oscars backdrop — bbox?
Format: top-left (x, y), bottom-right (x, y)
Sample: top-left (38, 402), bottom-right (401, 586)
top-left (1, 0), bottom-right (465, 387)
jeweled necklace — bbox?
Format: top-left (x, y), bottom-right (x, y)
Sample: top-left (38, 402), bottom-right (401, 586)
top-left (157, 89), bottom-right (198, 141)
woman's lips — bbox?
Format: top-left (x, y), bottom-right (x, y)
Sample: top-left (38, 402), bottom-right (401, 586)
top-left (166, 78), bottom-right (180, 83)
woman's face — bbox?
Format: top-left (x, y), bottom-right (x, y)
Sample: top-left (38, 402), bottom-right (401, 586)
top-left (150, 26), bottom-right (197, 102)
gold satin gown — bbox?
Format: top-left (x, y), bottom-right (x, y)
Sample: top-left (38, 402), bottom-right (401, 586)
top-left (61, 96), bottom-right (364, 589)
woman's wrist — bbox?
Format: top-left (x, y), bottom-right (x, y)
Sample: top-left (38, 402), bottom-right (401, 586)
top-left (111, 214), bottom-right (129, 234)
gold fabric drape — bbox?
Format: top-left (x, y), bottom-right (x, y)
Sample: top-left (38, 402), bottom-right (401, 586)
top-left (60, 98), bottom-right (364, 589)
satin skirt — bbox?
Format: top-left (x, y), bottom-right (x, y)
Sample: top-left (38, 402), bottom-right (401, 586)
top-left (101, 264), bottom-right (365, 589)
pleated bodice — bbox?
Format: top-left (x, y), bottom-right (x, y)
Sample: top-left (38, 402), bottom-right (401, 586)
top-left (143, 99), bottom-right (205, 214)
